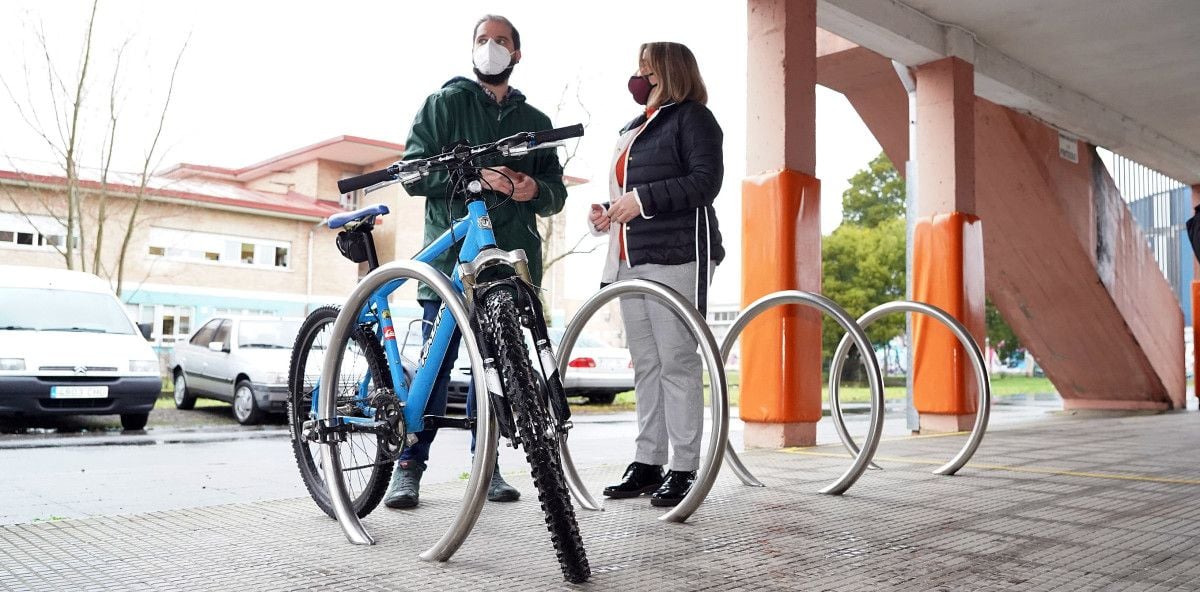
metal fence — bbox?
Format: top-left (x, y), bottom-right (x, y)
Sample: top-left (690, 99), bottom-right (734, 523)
top-left (1109, 153), bottom-right (1191, 322)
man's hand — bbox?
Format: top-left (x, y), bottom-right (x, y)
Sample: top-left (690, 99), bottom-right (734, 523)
top-left (482, 166), bottom-right (539, 202)
top-left (589, 204), bottom-right (611, 233)
top-left (607, 191), bottom-right (642, 224)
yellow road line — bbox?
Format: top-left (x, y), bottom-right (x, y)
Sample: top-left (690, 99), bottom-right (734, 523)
top-left (780, 449), bottom-right (1200, 485)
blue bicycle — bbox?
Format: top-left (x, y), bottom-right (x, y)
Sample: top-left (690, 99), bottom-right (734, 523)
top-left (286, 125), bottom-right (589, 583)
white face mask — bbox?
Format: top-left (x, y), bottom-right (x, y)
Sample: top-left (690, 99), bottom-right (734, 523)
top-left (472, 39), bottom-right (512, 76)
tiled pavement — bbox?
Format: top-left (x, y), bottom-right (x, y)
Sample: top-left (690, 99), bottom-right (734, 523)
top-left (2, 411), bottom-right (1199, 591)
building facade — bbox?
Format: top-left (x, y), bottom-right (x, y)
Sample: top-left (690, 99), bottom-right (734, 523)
top-left (0, 135), bottom-right (572, 354)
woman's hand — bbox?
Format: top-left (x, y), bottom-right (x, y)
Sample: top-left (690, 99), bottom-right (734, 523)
top-left (589, 204), bottom-right (611, 232)
top-left (607, 191), bottom-right (642, 224)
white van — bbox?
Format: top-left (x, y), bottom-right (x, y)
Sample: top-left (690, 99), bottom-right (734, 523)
top-left (0, 265), bottom-right (161, 430)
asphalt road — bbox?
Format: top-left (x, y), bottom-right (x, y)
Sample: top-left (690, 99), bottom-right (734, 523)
top-left (0, 401), bottom-right (1069, 525)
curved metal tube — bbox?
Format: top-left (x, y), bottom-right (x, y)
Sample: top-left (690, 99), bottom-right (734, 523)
top-left (719, 291), bottom-right (886, 496)
top-left (557, 279), bottom-right (727, 523)
top-left (828, 300), bottom-right (991, 476)
top-left (319, 260), bottom-right (496, 561)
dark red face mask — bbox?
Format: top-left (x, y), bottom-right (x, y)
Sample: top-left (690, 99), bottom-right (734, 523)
top-left (627, 74), bottom-right (656, 105)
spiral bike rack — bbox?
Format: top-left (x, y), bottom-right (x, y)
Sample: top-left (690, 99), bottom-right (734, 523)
top-left (719, 291), bottom-right (886, 495)
top-left (556, 279), bottom-right (728, 523)
top-left (319, 259), bottom-right (496, 562)
top-left (828, 300), bottom-right (991, 476)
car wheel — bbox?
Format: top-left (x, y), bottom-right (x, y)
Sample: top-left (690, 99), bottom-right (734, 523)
top-left (233, 379), bottom-right (264, 425)
top-left (586, 392), bottom-right (618, 406)
top-left (173, 371), bottom-right (196, 410)
top-left (120, 412), bottom-right (149, 431)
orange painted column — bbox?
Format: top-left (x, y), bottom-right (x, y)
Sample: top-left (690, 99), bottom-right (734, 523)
top-left (741, 0), bottom-right (822, 448)
top-left (1193, 185), bottom-right (1200, 403)
top-left (912, 57), bottom-right (986, 432)
top-left (1192, 281), bottom-right (1200, 404)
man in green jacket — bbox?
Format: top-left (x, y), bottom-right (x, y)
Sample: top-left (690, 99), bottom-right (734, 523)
top-left (384, 14), bottom-right (568, 510)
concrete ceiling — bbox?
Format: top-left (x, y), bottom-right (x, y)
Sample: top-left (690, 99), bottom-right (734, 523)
top-left (818, 0), bottom-right (1200, 184)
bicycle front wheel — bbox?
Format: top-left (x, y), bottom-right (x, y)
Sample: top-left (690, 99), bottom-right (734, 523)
top-left (287, 305), bottom-right (394, 519)
top-left (480, 288), bottom-right (590, 583)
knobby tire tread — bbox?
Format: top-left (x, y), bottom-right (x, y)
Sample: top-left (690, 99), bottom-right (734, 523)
top-left (287, 305), bottom-right (393, 519)
top-left (482, 289), bottom-right (590, 583)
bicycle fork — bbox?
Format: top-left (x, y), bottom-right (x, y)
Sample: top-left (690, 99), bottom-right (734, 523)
top-left (461, 261), bottom-right (573, 448)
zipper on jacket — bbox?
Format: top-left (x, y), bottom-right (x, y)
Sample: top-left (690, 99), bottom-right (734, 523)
top-left (619, 108), bottom-right (665, 268)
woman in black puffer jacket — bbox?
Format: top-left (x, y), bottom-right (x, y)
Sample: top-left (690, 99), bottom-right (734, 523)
top-left (589, 41), bottom-right (723, 507)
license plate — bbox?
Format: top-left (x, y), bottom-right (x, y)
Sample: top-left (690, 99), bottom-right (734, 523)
top-left (50, 386), bottom-right (109, 399)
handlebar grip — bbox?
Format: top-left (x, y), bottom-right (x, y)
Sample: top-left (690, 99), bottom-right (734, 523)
top-left (337, 166), bottom-right (397, 194)
top-left (531, 124), bottom-right (584, 145)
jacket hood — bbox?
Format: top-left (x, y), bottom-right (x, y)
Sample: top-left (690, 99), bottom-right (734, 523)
top-left (443, 76), bottom-right (526, 105)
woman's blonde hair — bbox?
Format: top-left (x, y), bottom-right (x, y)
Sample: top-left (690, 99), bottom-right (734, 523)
top-left (639, 42), bottom-right (707, 109)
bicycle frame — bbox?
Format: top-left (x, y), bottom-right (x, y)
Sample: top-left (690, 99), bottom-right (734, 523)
top-left (310, 198), bottom-right (496, 436)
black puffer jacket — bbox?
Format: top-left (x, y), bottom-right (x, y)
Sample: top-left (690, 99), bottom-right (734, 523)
top-left (620, 100), bottom-right (725, 267)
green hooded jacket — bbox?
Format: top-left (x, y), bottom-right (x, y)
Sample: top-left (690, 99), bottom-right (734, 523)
top-left (402, 77), bottom-right (567, 301)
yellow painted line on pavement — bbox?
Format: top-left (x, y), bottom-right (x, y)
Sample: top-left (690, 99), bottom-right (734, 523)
top-left (780, 449), bottom-right (1200, 485)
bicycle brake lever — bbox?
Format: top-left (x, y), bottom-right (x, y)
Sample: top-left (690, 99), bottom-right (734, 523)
top-left (504, 140), bottom-right (565, 157)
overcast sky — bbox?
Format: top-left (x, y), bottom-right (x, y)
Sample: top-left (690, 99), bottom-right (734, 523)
top-left (0, 0), bottom-right (882, 305)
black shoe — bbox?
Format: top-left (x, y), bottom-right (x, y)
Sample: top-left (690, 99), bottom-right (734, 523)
top-left (603, 461), bottom-right (665, 498)
top-left (383, 460), bottom-right (425, 509)
top-left (650, 470), bottom-right (696, 507)
top-left (487, 465), bottom-right (520, 502)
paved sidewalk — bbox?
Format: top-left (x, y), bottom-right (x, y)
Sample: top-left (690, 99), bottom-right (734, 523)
top-left (2, 411), bottom-right (1199, 590)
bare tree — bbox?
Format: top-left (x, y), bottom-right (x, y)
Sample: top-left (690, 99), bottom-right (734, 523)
top-left (540, 80), bottom-right (600, 274)
top-left (0, 0), bottom-right (187, 295)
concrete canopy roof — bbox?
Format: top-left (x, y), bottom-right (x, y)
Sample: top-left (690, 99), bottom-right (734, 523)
top-left (818, 0), bottom-right (1200, 184)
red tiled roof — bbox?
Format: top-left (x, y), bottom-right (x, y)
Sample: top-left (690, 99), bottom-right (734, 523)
top-left (0, 169), bottom-right (342, 220)
top-left (159, 135), bottom-right (407, 182)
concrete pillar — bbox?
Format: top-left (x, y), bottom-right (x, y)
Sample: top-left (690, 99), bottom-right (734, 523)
top-left (741, 0), bottom-right (821, 448)
top-left (911, 57), bottom-right (986, 432)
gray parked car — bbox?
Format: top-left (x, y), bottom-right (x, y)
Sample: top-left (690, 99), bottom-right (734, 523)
top-left (169, 316), bottom-right (301, 424)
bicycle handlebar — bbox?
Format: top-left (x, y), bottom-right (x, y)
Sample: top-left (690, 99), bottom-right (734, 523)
top-left (531, 124), bottom-right (585, 145)
top-left (336, 124), bottom-right (585, 195)
top-left (338, 166), bottom-right (400, 194)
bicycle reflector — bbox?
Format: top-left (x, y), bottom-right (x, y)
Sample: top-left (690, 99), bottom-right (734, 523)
top-left (568, 357), bottom-right (596, 368)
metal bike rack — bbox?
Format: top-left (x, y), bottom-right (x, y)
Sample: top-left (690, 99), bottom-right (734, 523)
top-left (828, 300), bottom-right (991, 476)
top-left (719, 291), bottom-right (886, 495)
top-left (556, 279), bottom-right (727, 523)
top-left (319, 259), bottom-right (496, 562)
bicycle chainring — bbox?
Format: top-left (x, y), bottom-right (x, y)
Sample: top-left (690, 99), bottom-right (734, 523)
top-left (369, 388), bottom-right (406, 460)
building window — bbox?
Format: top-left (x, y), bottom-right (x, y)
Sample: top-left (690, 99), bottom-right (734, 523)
top-left (146, 227), bottom-right (291, 270)
top-left (0, 212), bottom-right (72, 250)
top-left (133, 304), bottom-right (196, 347)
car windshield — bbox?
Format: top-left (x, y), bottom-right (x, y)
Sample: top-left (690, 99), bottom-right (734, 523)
top-left (0, 287), bottom-right (134, 334)
top-left (237, 320), bottom-right (302, 349)
top-left (546, 327), bottom-right (607, 348)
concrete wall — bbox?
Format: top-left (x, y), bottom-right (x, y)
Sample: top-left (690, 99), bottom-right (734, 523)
top-left (818, 42), bottom-right (1186, 410)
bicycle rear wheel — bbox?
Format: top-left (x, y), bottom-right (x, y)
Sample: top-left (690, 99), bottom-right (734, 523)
top-left (287, 305), bottom-right (395, 519)
top-left (480, 288), bottom-right (590, 583)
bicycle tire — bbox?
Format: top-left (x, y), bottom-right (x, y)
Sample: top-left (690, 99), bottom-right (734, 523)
top-left (287, 305), bottom-right (394, 519)
top-left (480, 289), bottom-right (591, 583)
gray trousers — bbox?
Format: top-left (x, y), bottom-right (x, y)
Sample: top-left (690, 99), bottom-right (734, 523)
top-left (617, 261), bottom-right (713, 472)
